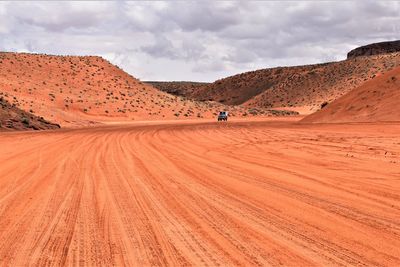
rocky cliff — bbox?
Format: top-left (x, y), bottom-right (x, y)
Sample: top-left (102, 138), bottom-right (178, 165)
top-left (347, 40), bottom-right (400, 59)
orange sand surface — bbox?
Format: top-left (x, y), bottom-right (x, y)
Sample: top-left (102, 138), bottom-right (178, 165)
top-left (302, 66), bottom-right (400, 123)
top-left (1, 119), bottom-right (399, 266)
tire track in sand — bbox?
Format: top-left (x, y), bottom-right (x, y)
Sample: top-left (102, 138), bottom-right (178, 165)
top-left (0, 120), bottom-right (399, 266)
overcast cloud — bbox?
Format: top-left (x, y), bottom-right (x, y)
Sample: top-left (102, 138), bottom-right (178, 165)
top-left (0, 1), bottom-right (399, 82)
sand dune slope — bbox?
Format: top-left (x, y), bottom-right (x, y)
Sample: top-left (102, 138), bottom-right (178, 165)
top-left (189, 53), bottom-right (400, 113)
top-left (0, 52), bottom-right (250, 127)
top-left (302, 66), bottom-right (400, 123)
top-left (0, 120), bottom-right (399, 265)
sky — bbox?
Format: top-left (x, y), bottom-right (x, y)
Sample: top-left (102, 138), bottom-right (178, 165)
top-left (0, 1), bottom-right (399, 82)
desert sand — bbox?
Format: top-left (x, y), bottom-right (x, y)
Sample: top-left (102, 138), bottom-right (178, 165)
top-left (302, 66), bottom-right (400, 123)
top-left (0, 52), bottom-right (282, 128)
top-left (1, 118), bottom-right (399, 266)
top-left (188, 52), bottom-right (400, 113)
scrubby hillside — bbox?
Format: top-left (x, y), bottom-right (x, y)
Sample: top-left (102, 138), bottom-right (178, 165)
top-left (189, 53), bottom-right (400, 114)
top-left (301, 66), bottom-right (400, 123)
top-left (145, 81), bottom-right (210, 97)
top-left (0, 52), bottom-right (269, 126)
top-left (0, 97), bottom-right (59, 130)
top-left (347, 40), bottom-right (400, 59)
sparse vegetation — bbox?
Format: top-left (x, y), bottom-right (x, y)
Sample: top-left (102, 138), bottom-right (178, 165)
top-left (321, 102), bottom-right (329, 109)
top-left (5, 48), bottom-right (396, 126)
top-left (21, 117), bottom-right (29, 125)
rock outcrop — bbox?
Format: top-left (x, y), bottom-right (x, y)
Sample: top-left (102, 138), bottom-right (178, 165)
top-left (0, 97), bottom-right (60, 130)
top-left (347, 40), bottom-right (400, 59)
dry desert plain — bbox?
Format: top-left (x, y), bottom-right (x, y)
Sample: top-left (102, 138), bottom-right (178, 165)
top-left (0, 117), bottom-right (400, 266)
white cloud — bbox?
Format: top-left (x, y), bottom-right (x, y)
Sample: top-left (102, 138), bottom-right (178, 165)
top-left (0, 1), bottom-right (400, 82)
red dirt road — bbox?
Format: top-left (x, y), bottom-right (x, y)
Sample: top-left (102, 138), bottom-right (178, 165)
top-left (1, 120), bottom-right (399, 266)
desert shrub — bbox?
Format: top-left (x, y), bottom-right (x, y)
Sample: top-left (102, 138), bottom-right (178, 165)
top-left (321, 101), bottom-right (329, 109)
top-left (248, 108), bottom-right (259, 115)
top-left (21, 117), bottom-right (29, 125)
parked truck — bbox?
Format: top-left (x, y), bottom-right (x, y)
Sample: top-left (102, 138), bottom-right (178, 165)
top-left (217, 111), bottom-right (228, 121)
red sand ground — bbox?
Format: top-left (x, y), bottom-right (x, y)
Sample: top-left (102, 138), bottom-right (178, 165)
top-left (303, 66), bottom-right (400, 123)
top-left (1, 118), bottom-right (399, 266)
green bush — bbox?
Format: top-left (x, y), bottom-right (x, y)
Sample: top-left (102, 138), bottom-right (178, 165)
top-left (21, 117), bottom-right (29, 125)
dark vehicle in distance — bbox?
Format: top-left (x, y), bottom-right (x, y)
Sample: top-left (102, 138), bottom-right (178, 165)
top-left (217, 111), bottom-right (228, 121)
